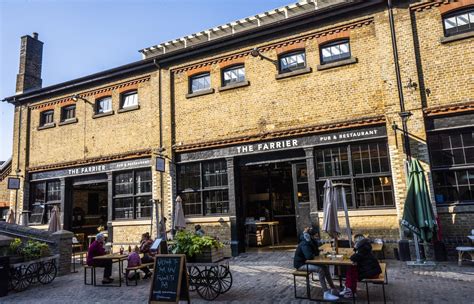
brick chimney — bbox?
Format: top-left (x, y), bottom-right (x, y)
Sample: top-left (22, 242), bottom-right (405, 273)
top-left (16, 32), bottom-right (43, 94)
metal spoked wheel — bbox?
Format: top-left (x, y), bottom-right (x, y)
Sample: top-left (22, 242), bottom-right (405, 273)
top-left (188, 266), bottom-right (200, 292)
top-left (217, 265), bottom-right (233, 294)
top-left (196, 268), bottom-right (221, 301)
top-left (38, 261), bottom-right (57, 284)
top-left (11, 266), bottom-right (30, 292)
top-left (26, 262), bottom-right (40, 284)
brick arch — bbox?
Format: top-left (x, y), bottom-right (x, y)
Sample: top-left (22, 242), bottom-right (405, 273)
top-left (438, 0), bottom-right (474, 15)
top-left (316, 31), bottom-right (350, 46)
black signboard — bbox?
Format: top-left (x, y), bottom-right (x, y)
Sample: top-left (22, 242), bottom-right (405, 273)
top-left (156, 157), bottom-right (166, 172)
top-left (7, 177), bottom-right (20, 190)
top-left (149, 254), bottom-right (189, 304)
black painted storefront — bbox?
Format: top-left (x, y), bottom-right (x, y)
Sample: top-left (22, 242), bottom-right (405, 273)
top-left (176, 125), bottom-right (389, 256)
top-left (28, 158), bottom-right (152, 239)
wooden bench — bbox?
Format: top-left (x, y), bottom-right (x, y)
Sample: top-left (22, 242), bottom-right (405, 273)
top-left (362, 263), bottom-right (387, 304)
top-left (456, 247), bottom-right (474, 266)
top-left (125, 263), bottom-right (154, 286)
top-left (292, 270), bottom-right (311, 299)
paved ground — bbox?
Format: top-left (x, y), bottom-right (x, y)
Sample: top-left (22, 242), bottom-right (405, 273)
top-left (3, 251), bottom-right (474, 304)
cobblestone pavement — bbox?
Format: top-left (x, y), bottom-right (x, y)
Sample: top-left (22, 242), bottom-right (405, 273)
top-left (3, 251), bottom-right (474, 304)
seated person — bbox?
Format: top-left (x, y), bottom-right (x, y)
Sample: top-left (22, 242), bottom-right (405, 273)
top-left (294, 227), bottom-right (339, 301)
top-left (195, 225), bottom-right (205, 237)
top-left (339, 238), bottom-right (382, 298)
top-left (87, 233), bottom-right (114, 284)
top-left (140, 232), bottom-right (154, 264)
top-left (127, 246), bottom-right (152, 280)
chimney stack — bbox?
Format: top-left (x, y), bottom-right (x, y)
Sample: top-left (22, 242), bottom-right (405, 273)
top-left (16, 32), bottom-right (43, 94)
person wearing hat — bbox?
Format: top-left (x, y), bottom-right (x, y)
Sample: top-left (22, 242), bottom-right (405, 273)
top-left (87, 233), bottom-right (114, 284)
top-left (293, 227), bottom-right (339, 301)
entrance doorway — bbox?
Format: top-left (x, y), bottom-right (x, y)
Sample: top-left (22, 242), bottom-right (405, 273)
top-left (239, 161), bottom-right (298, 249)
top-left (71, 182), bottom-right (108, 243)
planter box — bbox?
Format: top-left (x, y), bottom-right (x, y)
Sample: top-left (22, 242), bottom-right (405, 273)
top-left (193, 247), bottom-right (224, 263)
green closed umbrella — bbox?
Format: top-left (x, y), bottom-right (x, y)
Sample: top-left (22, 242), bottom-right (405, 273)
top-left (401, 159), bottom-right (437, 264)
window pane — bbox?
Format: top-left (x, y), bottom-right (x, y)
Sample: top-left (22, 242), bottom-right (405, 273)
top-left (41, 111), bottom-right (54, 125)
top-left (47, 181), bottom-right (61, 202)
top-left (297, 183), bottom-right (310, 203)
top-left (203, 190), bottom-right (229, 215)
top-left (136, 170), bottom-right (152, 194)
top-left (355, 176), bottom-right (393, 208)
top-left (444, 16), bottom-right (457, 29)
top-left (223, 66), bottom-right (245, 86)
top-left (203, 160), bottom-right (227, 188)
top-left (444, 9), bottom-right (474, 35)
top-left (279, 52), bottom-right (306, 73)
top-left (97, 97), bottom-right (112, 113)
top-left (114, 198), bottom-right (134, 219)
top-left (182, 192), bottom-right (201, 216)
top-left (191, 73), bottom-right (210, 92)
top-left (122, 91), bottom-right (138, 108)
top-left (429, 129), bottom-right (474, 167)
top-left (32, 183), bottom-right (46, 205)
top-left (62, 106), bottom-right (75, 121)
top-left (114, 172), bottom-right (133, 195)
top-left (136, 196), bottom-right (152, 218)
top-left (178, 163), bottom-right (201, 191)
top-left (321, 40), bottom-right (350, 63)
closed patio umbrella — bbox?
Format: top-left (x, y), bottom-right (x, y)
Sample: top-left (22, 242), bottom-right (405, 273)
top-left (174, 196), bottom-right (186, 231)
top-left (322, 180), bottom-right (340, 252)
top-left (48, 205), bottom-right (62, 233)
top-left (6, 209), bottom-right (15, 224)
top-left (401, 159), bottom-right (437, 265)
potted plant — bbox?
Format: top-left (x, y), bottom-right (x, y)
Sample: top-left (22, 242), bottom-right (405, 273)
top-left (171, 231), bottom-right (224, 262)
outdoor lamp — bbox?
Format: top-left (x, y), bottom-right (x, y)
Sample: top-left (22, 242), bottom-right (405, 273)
top-left (250, 47), bottom-right (278, 67)
top-left (72, 94), bottom-right (93, 105)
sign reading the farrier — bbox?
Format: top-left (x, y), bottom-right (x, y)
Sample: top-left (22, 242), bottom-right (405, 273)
top-left (30, 158), bottom-right (151, 180)
top-left (177, 125), bottom-right (387, 162)
top-left (236, 139), bottom-right (298, 154)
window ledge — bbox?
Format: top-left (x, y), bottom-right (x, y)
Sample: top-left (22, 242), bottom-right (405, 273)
top-left (117, 105), bottom-right (140, 113)
top-left (37, 123), bottom-right (56, 131)
top-left (185, 216), bottom-right (231, 223)
top-left (92, 111), bottom-right (114, 119)
top-left (440, 31), bottom-right (474, 44)
top-left (218, 80), bottom-right (250, 92)
top-left (317, 57), bottom-right (358, 71)
top-left (111, 219), bottom-right (151, 226)
top-left (317, 208), bottom-right (397, 218)
top-left (437, 204), bottom-right (474, 214)
top-left (58, 118), bottom-right (78, 126)
top-left (275, 67), bottom-right (312, 80)
top-left (186, 88), bottom-right (215, 99)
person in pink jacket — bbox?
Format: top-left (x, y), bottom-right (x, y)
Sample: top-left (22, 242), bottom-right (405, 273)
top-left (87, 233), bottom-right (113, 284)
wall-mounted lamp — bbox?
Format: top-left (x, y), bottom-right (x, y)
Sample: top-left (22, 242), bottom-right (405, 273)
top-left (250, 47), bottom-right (278, 67)
top-left (405, 78), bottom-right (418, 90)
top-left (72, 94), bottom-right (93, 105)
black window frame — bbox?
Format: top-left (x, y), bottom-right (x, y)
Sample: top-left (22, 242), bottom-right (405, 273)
top-left (177, 159), bottom-right (229, 217)
top-left (29, 180), bottom-right (61, 225)
top-left (112, 169), bottom-right (152, 220)
top-left (40, 110), bottom-right (54, 126)
top-left (221, 64), bottom-right (246, 87)
top-left (189, 72), bottom-right (211, 94)
top-left (315, 140), bottom-right (395, 210)
top-left (95, 96), bottom-right (113, 114)
top-left (428, 127), bottom-right (474, 205)
top-left (278, 50), bottom-right (307, 74)
top-left (442, 8), bottom-right (474, 37)
top-left (120, 90), bottom-right (139, 109)
top-left (319, 39), bottom-right (351, 65)
top-left (60, 104), bottom-right (76, 122)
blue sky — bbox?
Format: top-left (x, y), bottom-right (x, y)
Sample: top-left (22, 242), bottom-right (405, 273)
top-left (0, 0), bottom-right (292, 161)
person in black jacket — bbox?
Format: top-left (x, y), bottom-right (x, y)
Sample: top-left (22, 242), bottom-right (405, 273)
top-left (340, 238), bottom-right (382, 298)
top-left (294, 227), bottom-right (339, 301)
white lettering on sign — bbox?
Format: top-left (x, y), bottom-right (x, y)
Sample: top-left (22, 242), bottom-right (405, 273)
top-left (237, 139), bottom-right (298, 154)
top-left (319, 129), bottom-right (378, 142)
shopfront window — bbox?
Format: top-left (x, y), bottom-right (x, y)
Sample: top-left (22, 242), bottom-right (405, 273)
top-left (428, 128), bottom-right (474, 204)
top-left (29, 180), bottom-right (61, 225)
top-left (113, 169), bottom-right (152, 220)
top-left (177, 159), bottom-right (229, 216)
top-left (295, 163), bottom-right (309, 204)
top-left (315, 141), bottom-right (394, 209)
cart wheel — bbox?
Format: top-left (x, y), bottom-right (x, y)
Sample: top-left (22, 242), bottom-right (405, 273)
top-left (217, 265), bottom-right (233, 293)
top-left (12, 266), bottom-right (30, 292)
top-left (196, 268), bottom-right (221, 301)
top-left (26, 262), bottom-right (40, 284)
top-left (38, 261), bottom-right (57, 284)
top-left (188, 266), bottom-right (200, 292)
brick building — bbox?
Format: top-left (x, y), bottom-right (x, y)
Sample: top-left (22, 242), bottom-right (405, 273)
top-left (1, 0), bottom-right (473, 256)
top-left (0, 159), bottom-right (13, 220)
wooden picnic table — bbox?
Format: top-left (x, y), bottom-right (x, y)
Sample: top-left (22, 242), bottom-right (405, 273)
top-left (319, 242), bottom-right (385, 258)
top-left (92, 254), bottom-right (127, 287)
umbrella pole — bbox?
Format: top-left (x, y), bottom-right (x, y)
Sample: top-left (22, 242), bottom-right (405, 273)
top-left (334, 235), bottom-right (339, 254)
top-left (413, 233), bottom-right (422, 263)
top-left (340, 187), bottom-right (352, 247)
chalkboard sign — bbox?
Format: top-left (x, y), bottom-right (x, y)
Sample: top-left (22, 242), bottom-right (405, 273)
top-left (149, 254), bottom-right (189, 304)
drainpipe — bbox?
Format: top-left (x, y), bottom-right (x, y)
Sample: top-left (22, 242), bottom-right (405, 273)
top-left (388, 0), bottom-right (411, 161)
top-left (14, 98), bottom-right (21, 224)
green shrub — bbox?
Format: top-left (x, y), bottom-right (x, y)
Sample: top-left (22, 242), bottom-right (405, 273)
top-left (17, 240), bottom-right (51, 261)
top-left (9, 238), bottom-right (22, 255)
top-left (171, 230), bottom-right (223, 257)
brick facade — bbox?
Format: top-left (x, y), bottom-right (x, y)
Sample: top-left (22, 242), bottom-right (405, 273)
top-left (4, 0), bottom-right (473, 256)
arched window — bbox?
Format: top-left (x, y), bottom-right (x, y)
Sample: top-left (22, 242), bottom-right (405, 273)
top-left (443, 8), bottom-right (474, 37)
top-left (319, 39), bottom-right (351, 64)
